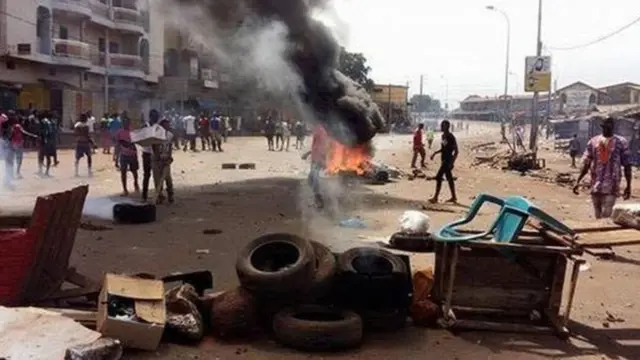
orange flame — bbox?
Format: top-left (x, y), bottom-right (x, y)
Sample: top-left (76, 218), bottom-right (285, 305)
top-left (325, 139), bottom-right (372, 175)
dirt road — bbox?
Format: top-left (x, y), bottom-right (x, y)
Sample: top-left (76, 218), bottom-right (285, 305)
top-left (1, 122), bottom-right (638, 359)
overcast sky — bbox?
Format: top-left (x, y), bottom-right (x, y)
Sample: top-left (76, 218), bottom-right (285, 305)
top-left (326, 0), bottom-right (640, 107)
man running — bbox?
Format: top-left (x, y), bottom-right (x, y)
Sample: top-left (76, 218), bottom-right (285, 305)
top-left (74, 113), bottom-right (95, 177)
top-left (117, 117), bottom-right (140, 195)
top-left (411, 123), bottom-right (426, 168)
top-left (573, 117), bottom-right (631, 218)
top-left (429, 119), bottom-right (458, 204)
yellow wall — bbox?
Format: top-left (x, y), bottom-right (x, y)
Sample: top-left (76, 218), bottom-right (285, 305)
top-left (371, 84), bottom-right (408, 106)
top-left (19, 85), bottom-right (50, 110)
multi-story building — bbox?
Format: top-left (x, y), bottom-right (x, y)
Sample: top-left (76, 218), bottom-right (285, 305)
top-left (159, 26), bottom-right (228, 114)
top-left (457, 93), bottom-right (558, 122)
top-left (0, 0), bottom-right (164, 126)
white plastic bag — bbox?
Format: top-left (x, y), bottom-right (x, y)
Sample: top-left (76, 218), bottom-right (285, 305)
top-left (399, 210), bottom-right (430, 234)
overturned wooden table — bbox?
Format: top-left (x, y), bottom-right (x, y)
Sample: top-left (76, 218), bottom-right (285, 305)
top-left (431, 228), bottom-right (584, 339)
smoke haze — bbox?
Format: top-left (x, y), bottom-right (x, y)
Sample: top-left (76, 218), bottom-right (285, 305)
top-left (155, 0), bottom-right (386, 145)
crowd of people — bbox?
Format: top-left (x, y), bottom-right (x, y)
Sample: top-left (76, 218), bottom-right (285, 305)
top-left (263, 117), bottom-right (307, 151)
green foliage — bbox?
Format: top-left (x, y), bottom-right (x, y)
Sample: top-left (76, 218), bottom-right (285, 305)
top-left (338, 47), bottom-right (375, 91)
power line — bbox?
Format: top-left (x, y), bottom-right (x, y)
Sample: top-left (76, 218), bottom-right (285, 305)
top-left (547, 14), bottom-right (640, 51)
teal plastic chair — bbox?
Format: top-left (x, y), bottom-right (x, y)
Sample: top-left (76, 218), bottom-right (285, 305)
top-left (433, 193), bottom-right (574, 243)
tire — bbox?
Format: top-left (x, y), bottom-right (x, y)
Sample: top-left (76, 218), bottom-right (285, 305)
top-left (112, 203), bottom-right (156, 224)
top-left (304, 241), bottom-right (338, 301)
top-left (358, 308), bottom-right (407, 332)
top-left (238, 163), bottom-right (256, 170)
top-left (338, 247), bottom-right (407, 276)
top-left (221, 163), bottom-right (237, 169)
top-left (236, 233), bottom-right (316, 294)
top-left (389, 232), bottom-right (434, 253)
top-left (273, 305), bottom-right (363, 352)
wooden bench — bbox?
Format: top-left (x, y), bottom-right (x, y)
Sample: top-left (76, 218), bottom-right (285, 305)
top-left (0, 185), bottom-right (99, 306)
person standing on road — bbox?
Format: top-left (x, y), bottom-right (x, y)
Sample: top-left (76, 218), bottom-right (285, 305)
top-left (141, 110), bottom-right (158, 203)
top-left (86, 111), bottom-right (96, 154)
top-left (275, 119), bottom-right (284, 150)
top-left (199, 113), bottom-right (211, 151)
top-left (117, 117), bottom-right (140, 196)
top-left (573, 117), bottom-right (631, 219)
top-left (426, 127), bottom-right (435, 149)
top-left (302, 124), bottom-right (329, 209)
top-left (265, 118), bottom-right (275, 151)
top-left (152, 118), bottom-right (175, 204)
top-left (411, 123), bottom-right (426, 168)
top-left (210, 113), bottom-right (223, 152)
top-left (182, 113), bottom-right (197, 152)
top-left (38, 112), bottom-right (57, 177)
top-left (568, 134), bottom-right (580, 168)
top-left (281, 119), bottom-right (291, 151)
top-left (74, 113), bottom-right (96, 177)
top-left (8, 111), bottom-right (38, 179)
top-left (109, 113), bottom-right (122, 168)
top-left (429, 119), bottom-right (458, 204)
top-left (294, 120), bottom-right (305, 149)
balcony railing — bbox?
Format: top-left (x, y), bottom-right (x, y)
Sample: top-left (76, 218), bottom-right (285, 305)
top-left (52, 0), bottom-right (91, 16)
top-left (89, 0), bottom-right (110, 19)
top-left (52, 38), bottom-right (90, 60)
top-left (109, 53), bottom-right (142, 69)
top-left (112, 6), bottom-right (144, 31)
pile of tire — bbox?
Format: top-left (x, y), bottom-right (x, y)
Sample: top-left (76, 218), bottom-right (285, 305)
top-left (232, 234), bottom-right (411, 352)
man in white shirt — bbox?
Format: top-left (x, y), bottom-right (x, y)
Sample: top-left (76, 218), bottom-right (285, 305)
top-left (86, 111), bottom-right (96, 153)
top-left (182, 114), bottom-right (197, 152)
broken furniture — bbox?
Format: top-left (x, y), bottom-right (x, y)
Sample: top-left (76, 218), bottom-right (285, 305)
top-left (434, 193), bottom-right (575, 243)
top-left (431, 193), bottom-right (582, 338)
top-left (0, 185), bottom-right (98, 306)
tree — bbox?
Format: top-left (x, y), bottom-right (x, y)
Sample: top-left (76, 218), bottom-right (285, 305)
top-left (410, 94), bottom-right (442, 113)
top-left (338, 47), bottom-right (375, 91)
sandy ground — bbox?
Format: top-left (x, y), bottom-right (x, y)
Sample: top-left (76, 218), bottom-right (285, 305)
top-left (1, 122), bottom-right (638, 360)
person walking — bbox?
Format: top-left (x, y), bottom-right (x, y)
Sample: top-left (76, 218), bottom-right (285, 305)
top-left (573, 117), bottom-right (632, 219)
top-left (199, 113), bottom-right (211, 151)
top-left (210, 113), bottom-right (223, 152)
top-left (109, 113), bottom-right (122, 168)
top-left (301, 125), bottom-right (329, 209)
top-left (568, 134), bottom-right (580, 168)
top-left (411, 123), bottom-right (426, 168)
top-left (294, 120), bottom-right (305, 149)
top-left (426, 127), bottom-right (435, 149)
top-left (281, 119), bottom-right (291, 151)
top-left (38, 112), bottom-right (57, 177)
top-left (73, 113), bottom-right (95, 177)
top-left (275, 119), bottom-right (284, 150)
top-left (182, 113), bottom-right (197, 152)
top-left (265, 118), bottom-right (275, 151)
top-left (7, 111), bottom-right (38, 179)
top-left (429, 119), bottom-right (458, 204)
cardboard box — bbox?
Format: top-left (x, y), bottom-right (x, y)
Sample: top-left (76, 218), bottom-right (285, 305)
top-left (130, 125), bottom-right (169, 146)
top-left (97, 274), bottom-right (166, 350)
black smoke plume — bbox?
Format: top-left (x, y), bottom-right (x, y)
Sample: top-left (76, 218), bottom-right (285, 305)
top-left (161, 0), bottom-right (386, 146)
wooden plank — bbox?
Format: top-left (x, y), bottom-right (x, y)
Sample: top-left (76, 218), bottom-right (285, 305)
top-left (576, 228), bottom-right (640, 248)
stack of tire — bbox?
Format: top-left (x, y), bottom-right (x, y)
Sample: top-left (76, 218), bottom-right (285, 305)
top-left (234, 233), bottom-right (411, 352)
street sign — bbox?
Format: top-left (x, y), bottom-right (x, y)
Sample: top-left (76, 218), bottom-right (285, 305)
top-left (524, 56), bottom-right (551, 92)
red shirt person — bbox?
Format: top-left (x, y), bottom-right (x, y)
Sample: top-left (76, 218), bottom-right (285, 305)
top-left (302, 124), bottom-right (329, 208)
top-left (411, 123), bottom-right (426, 168)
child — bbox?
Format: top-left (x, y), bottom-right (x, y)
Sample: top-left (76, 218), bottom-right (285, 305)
top-left (117, 117), bottom-right (140, 195)
top-left (151, 118), bottom-right (175, 204)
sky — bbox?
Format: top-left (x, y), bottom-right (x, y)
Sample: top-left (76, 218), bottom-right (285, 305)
top-left (323, 0), bottom-right (640, 108)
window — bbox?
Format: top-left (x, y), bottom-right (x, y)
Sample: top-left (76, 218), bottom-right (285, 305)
top-left (109, 41), bottom-right (119, 54)
top-left (98, 38), bottom-right (106, 52)
top-left (59, 26), bottom-right (68, 40)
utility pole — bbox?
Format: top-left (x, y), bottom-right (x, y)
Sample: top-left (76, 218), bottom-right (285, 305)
top-left (529, 0), bottom-right (543, 151)
top-left (419, 75), bottom-right (424, 96)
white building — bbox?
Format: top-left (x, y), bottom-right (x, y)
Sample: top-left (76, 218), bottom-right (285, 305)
top-left (0, 0), bottom-right (164, 126)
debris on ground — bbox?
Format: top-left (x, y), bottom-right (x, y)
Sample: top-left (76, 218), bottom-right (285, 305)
top-left (79, 222), bottom-right (113, 231)
top-left (399, 210), bottom-right (430, 234)
top-left (64, 338), bottom-right (123, 360)
top-left (209, 287), bottom-right (258, 339)
top-left (339, 217), bottom-right (367, 228)
top-left (202, 228), bottom-right (223, 235)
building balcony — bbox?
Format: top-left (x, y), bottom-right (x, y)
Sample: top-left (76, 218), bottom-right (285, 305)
top-left (52, 38), bottom-right (92, 68)
top-left (108, 53), bottom-right (145, 78)
top-left (51, 0), bottom-right (92, 18)
top-left (112, 6), bottom-right (145, 34)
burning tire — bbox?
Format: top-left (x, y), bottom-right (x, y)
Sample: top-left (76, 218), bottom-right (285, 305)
top-left (338, 247), bottom-right (407, 276)
top-left (273, 305), bottom-right (363, 352)
top-left (112, 203), bottom-right (156, 224)
top-left (305, 241), bottom-right (338, 301)
top-left (236, 233), bottom-right (316, 294)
